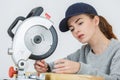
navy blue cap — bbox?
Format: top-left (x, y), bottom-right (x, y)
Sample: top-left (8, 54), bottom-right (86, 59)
top-left (59, 2), bottom-right (98, 32)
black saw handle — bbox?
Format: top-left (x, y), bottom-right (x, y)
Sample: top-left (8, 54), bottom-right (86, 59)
top-left (8, 7), bottom-right (44, 39)
top-left (26, 7), bottom-right (43, 18)
top-left (7, 16), bottom-right (25, 39)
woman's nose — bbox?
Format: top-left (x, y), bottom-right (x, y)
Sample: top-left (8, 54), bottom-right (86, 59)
top-left (74, 27), bottom-right (80, 34)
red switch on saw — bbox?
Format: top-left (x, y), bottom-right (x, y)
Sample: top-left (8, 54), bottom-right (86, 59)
top-left (45, 13), bottom-right (51, 19)
top-left (9, 66), bottom-right (17, 78)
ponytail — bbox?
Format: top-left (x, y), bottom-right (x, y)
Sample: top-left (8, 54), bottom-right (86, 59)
top-left (98, 15), bottom-right (117, 39)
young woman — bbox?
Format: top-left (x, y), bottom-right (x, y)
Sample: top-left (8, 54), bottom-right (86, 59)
top-left (34, 2), bottom-right (120, 80)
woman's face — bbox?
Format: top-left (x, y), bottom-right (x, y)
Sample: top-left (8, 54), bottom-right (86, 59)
top-left (67, 14), bottom-right (99, 43)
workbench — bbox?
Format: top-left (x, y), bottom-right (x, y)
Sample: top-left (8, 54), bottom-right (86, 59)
top-left (45, 73), bottom-right (104, 80)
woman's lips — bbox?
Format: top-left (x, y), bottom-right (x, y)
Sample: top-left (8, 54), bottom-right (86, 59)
top-left (77, 34), bottom-right (84, 39)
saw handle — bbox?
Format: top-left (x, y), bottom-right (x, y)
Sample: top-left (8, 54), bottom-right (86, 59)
top-left (7, 16), bottom-right (25, 39)
top-left (26, 7), bottom-right (43, 18)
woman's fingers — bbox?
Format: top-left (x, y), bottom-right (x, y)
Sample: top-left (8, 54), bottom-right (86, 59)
top-left (35, 67), bottom-right (48, 73)
top-left (53, 59), bottom-right (80, 74)
top-left (34, 60), bottom-right (48, 73)
top-left (35, 60), bottom-right (45, 67)
top-left (53, 59), bottom-right (67, 73)
top-left (52, 66), bottom-right (69, 73)
top-left (54, 62), bottom-right (65, 68)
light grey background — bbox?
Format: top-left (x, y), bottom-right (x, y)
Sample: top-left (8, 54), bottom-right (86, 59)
top-left (0, 0), bottom-right (120, 79)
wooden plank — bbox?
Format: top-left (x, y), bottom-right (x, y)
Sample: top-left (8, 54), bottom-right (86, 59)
top-left (45, 73), bottom-right (104, 80)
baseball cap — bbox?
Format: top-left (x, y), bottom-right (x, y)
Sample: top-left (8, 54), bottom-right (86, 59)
top-left (59, 2), bottom-right (98, 32)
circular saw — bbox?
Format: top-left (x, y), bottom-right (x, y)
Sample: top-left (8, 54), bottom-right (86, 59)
top-left (8, 7), bottom-right (58, 64)
top-left (7, 7), bottom-right (58, 79)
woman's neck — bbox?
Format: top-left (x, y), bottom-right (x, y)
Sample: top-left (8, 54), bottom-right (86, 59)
top-left (89, 32), bottom-right (110, 54)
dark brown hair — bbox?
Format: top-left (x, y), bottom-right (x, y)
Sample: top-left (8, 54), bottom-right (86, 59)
top-left (87, 14), bottom-right (117, 39)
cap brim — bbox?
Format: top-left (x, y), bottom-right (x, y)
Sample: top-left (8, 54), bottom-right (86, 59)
top-left (59, 17), bottom-right (70, 32)
top-left (59, 13), bottom-right (83, 32)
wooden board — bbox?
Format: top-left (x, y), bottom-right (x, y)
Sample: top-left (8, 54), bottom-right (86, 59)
top-left (45, 73), bottom-right (104, 80)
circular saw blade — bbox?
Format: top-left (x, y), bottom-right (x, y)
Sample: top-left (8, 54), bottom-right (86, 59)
top-left (24, 25), bottom-right (53, 55)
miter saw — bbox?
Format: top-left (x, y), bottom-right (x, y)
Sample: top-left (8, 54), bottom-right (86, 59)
top-left (7, 7), bottom-right (58, 80)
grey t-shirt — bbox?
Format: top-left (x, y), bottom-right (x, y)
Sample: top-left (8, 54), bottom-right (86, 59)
top-left (49, 38), bottom-right (120, 80)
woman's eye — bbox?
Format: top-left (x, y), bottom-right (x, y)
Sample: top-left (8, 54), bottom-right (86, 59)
top-left (69, 27), bottom-right (74, 32)
top-left (78, 22), bottom-right (83, 25)
top-left (70, 29), bottom-right (74, 32)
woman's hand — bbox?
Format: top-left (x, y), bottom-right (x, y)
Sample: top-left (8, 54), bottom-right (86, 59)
top-left (53, 59), bottom-right (80, 74)
top-left (34, 60), bottom-right (48, 74)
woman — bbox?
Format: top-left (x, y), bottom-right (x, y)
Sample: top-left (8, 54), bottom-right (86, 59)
top-left (34, 2), bottom-right (120, 80)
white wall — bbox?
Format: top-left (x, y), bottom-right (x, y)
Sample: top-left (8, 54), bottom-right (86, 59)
top-left (0, 0), bottom-right (120, 79)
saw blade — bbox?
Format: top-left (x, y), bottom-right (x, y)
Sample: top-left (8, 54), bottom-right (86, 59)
top-left (24, 25), bottom-right (53, 55)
